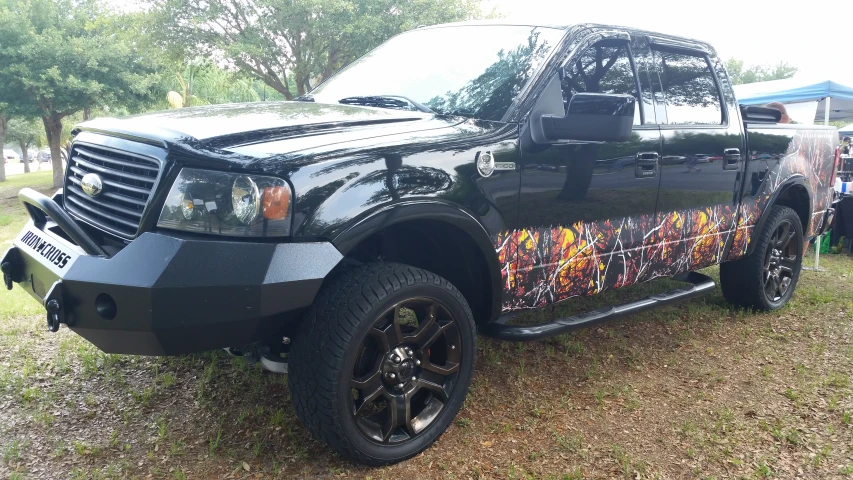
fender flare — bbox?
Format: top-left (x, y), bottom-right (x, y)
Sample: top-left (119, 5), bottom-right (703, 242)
top-left (745, 175), bottom-right (813, 257)
top-left (332, 200), bottom-right (504, 322)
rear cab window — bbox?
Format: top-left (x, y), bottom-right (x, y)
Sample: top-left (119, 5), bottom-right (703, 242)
top-left (650, 47), bottom-right (724, 125)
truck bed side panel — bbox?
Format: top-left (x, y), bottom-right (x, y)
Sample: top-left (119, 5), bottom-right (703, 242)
top-left (727, 125), bottom-right (837, 261)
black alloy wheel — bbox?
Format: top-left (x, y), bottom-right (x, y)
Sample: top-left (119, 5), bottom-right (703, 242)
top-left (350, 298), bottom-right (461, 444)
top-left (288, 263), bottom-right (476, 465)
top-left (762, 219), bottom-right (797, 303)
top-left (720, 205), bottom-right (803, 311)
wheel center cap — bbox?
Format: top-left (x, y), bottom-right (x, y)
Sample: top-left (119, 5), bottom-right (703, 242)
top-left (382, 346), bottom-right (418, 387)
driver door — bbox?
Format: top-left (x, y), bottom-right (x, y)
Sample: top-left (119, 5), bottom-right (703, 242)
top-left (509, 35), bottom-right (663, 311)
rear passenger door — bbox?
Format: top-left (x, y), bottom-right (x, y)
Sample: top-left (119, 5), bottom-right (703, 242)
top-left (649, 41), bottom-right (745, 275)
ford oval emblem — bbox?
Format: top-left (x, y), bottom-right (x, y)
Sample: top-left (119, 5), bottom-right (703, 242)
top-left (81, 173), bottom-right (104, 197)
top-left (476, 152), bottom-right (494, 177)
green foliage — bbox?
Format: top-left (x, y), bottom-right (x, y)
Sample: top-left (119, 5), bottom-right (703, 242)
top-left (151, 0), bottom-right (487, 98)
top-left (0, 0), bottom-right (160, 116)
top-left (5, 117), bottom-right (45, 150)
top-left (165, 60), bottom-right (289, 108)
top-left (725, 58), bottom-right (798, 85)
top-left (0, 0), bottom-right (162, 186)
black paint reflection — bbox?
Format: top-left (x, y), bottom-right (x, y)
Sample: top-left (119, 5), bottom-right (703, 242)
top-left (562, 40), bottom-right (641, 125)
top-left (652, 48), bottom-right (723, 125)
top-left (424, 29), bottom-right (558, 121)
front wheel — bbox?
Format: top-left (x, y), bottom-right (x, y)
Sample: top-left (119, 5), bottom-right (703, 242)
top-left (288, 263), bottom-right (476, 465)
top-left (721, 205), bottom-right (804, 311)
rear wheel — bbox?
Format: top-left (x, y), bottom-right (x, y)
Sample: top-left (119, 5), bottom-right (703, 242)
top-left (288, 262), bottom-right (476, 465)
top-left (721, 205), bottom-right (803, 310)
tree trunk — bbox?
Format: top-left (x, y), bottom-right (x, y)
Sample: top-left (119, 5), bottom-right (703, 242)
top-left (0, 115), bottom-right (7, 182)
top-left (84, 107), bottom-right (91, 121)
top-left (20, 142), bottom-right (30, 174)
top-left (43, 114), bottom-right (64, 188)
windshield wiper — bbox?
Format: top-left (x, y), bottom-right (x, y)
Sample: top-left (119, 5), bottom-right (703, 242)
top-left (338, 95), bottom-right (434, 114)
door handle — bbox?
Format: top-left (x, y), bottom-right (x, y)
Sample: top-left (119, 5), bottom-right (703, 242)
top-left (723, 148), bottom-right (740, 171)
top-left (635, 152), bottom-right (659, 178)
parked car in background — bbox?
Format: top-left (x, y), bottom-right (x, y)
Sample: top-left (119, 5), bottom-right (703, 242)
top-left (4, 149), bottom-right (20, 163)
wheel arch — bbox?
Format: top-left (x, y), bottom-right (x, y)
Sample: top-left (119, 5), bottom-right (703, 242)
top-left (746, 176), bottom-right (812, 257)
top-left (332, 201), bottom-right (503, 325)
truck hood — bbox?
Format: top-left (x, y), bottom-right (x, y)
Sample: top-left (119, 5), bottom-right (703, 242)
top-left (77, 101), bottom-right (432, 147)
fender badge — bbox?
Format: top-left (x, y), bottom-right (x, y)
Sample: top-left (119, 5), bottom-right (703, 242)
top-left (476, 152), bottom-right (515, 178)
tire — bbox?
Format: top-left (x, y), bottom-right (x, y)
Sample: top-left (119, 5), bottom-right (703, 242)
top-left (288, 262), bottom-right (476, 465)
top-left (720, 205), bottom-right (803, 311)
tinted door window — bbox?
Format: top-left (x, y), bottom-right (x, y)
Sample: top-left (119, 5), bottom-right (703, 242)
top-left (652, 48), bottom-right (723, 125)
top-left (561, 41), bottom-right (642, 125)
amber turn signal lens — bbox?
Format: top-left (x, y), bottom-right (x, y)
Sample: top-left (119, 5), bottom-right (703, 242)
top-left (263, 186), bottom-right (290, 220)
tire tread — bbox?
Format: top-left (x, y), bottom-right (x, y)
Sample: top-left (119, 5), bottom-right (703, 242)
top-left (288, 262), bottom-right (474, 465)
top-left (720, 205), bottom-right (803, 311)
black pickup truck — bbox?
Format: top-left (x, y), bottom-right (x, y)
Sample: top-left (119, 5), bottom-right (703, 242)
top-left (1, 22), bottom-right (840, 464)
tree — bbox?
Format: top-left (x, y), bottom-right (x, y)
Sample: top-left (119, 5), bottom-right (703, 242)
top-left (151, 0), bottom-right (486, 99)
top-left (0, 108), bottom-right (7, 182)
top-left (0, 0), bottom-right (161, 188)
top-left (6, 118), bottom-right (45, 174)
top-left (167, 60), bottom-right (271, 107)
top-left (725, 58), bottom-right (798, 85)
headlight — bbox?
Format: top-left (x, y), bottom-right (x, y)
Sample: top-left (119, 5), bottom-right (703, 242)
top-left (157, 168), bottom-right (292, 237)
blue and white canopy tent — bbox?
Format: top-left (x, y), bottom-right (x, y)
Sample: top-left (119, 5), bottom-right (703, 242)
top-left (733, 76), bottom-right (853, 125)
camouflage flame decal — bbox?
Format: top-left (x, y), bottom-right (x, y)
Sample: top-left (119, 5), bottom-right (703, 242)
top-left (498, 129), bottom-right (836, 312)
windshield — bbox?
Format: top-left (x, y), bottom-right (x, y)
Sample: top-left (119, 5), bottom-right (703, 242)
top-left (309, 25), bottom-right (565, 121)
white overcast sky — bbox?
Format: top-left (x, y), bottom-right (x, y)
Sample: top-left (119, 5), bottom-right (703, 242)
top-left (485, 0), bottom-right (850, 81)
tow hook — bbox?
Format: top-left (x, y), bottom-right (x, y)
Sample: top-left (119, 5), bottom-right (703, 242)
top-left (46, 299), bottom-right (62, 332)
top-left (1, 261), bottom-right (12, 290)
top-left (43, 281), bottom-right (71, 333)
top-left (1, 247), bottom-right (21, 290)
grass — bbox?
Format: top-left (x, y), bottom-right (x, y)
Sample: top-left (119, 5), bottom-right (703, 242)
top-left (0, 170), bottom-right (55, 321)
top-left (1, 171), bottom-right (853, 478)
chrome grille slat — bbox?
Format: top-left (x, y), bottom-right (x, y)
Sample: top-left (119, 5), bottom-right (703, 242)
top-left (71, 156), bottom-right (156, 184)
top-left (64, 143), bottom-right (163, 239)
top-left (65, 202), bottom-right (142, 239)
top-left (67, 176), bottom-right (147, 206)
top-left (66, 195), bottom-right (142, 229)
top-left (74, 146), bottom-right (159, 172)
top-left (66, 185), bottom-right (144, 219)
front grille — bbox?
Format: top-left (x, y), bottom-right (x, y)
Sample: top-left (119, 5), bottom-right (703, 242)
top-left (64, 143), bottom-right (162, 239)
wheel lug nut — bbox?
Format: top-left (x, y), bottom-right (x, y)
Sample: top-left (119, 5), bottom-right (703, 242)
top-left (387, 372), bottom-right (396, 379)
top-left (405, 348), bottom-right (413, 356)
top-left (397, 383), bottom-right (404, 389)
top-left (391, 355), bottom-right (401, 363)
top-left (415, 360), bottom-right (421, 366)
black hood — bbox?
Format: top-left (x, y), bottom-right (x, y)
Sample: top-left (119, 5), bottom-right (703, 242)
top-left (77, 101), bottom-right (431, 147)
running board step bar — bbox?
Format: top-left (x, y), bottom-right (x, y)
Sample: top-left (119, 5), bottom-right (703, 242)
top-left (480, 272), bottom-right (716, 342)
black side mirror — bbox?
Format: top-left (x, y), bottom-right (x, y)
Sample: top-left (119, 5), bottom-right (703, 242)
top-left (523, 73), bottom-right (635, 147)
top-left (542, 93), bottom-right (635, 142)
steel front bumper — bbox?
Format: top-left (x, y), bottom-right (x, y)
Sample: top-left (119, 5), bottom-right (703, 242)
top-left (2, 188), bottom-right (342, 355)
